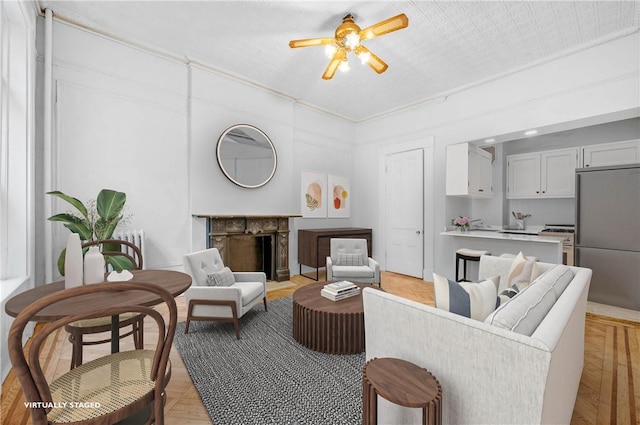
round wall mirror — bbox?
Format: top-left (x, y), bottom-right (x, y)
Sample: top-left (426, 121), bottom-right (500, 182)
top-left (216, 124), bottom-right (277, 188)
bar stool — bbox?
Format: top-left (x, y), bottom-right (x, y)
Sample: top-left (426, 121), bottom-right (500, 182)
top-left (455, 249), bottom-right (490, 282)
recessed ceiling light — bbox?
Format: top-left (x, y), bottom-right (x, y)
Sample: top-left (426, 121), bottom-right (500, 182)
top-left (484, 138), bottom-right (495, 143)
top-left (524, 129), bottom-right (538, 136)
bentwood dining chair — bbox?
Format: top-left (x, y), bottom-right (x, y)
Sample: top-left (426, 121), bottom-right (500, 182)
top-left (65, 239), bottom-right (144, 369)
top-left (8, 281), bottom-right (176, 425)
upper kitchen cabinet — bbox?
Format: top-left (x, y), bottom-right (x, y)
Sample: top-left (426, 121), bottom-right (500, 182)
top-left (446, 143), bottom-right (493, 198)
top-left (507, 148), bottom-right (578, 199)
top-left (582, 139), bottom-right (640, 168)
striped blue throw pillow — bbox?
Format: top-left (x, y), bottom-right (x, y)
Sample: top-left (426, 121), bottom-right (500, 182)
top-left (433, 273), bottom-right (499, 321)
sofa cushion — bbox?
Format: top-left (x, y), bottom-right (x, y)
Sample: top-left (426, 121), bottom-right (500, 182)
top-left (433, 273), bottom-right (499, 321)
top-left (207, 267), bottom-right (235, 287)
top-left (484, 264), bottom-right (575, 336)
top-left (231, 281), bottom-right (264, 306)
top-left (336, 252), bottom-right (365, 266)
top-left (332, 265), bottom-right (374, 278)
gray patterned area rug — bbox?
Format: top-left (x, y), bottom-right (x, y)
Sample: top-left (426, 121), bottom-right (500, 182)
top-left (174, 296), bottom-right (365, 425)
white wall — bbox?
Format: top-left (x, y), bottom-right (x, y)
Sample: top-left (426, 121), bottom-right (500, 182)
top-left (45, 21), bottom-right (354, 278)
top-left (290, 104), bottom-right (355, 270)
top-left (51, 21), bottom-right (189, 272)
top-left (40, 21), bottom-right (640, 283)
top-left (354, 32), bottom-right (640, 279)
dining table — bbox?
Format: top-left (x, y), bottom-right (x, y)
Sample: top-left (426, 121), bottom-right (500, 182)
top-left (4, 269), bottom-right (192, 353)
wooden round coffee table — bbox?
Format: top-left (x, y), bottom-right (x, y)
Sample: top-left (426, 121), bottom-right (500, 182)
top-left (292, 282), bottom-right (374, 354)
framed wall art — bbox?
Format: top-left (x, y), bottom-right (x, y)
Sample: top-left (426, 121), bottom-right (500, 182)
top-left (328, 175), bottom-right (350, 218)
top-left (301, 171), bottom-right (327, 217)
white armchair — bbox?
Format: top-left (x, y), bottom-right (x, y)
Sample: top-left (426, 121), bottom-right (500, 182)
top-left (326, 238), bottom-right (380, 285)
top-left (182, 248), bottom-right (267, 339)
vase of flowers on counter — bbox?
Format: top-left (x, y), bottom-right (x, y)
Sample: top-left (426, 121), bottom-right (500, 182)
top-left (454, 216), bottom-right (471, 231)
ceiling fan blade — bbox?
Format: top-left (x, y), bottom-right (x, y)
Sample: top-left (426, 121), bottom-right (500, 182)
top-left (360, 13), bottom-right (409, 40)
top-left (359, 46), bottom-right (388, 74)
top-left (322, 50), bottom-right (345, 80)
top-left (289, 37), bottom-right (335, 49)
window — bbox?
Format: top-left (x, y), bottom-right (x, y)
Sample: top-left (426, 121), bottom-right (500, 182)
top-left (0, 1), bottom-right (35, 286)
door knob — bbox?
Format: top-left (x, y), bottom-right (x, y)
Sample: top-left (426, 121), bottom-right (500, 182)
top-left (416, 230), bottom-right (421, 234)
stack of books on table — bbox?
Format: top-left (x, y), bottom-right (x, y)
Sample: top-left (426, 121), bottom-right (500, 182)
top-left (321, 281), bottom-right (360, 301)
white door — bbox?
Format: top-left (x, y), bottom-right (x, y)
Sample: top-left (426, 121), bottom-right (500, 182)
top-left (385, 149), bottom-right (424, 278)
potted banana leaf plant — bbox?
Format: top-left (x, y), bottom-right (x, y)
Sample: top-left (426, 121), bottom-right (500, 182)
top-left (47, 189), bottom-right (133, 275)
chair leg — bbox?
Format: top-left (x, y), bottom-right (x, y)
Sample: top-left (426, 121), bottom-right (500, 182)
top-left (68, 330), bottom-right (83, 370)
top-left (185, 299), bottom-right (240, 339)
top-left (185, 300), bottom-right (196, 334)
top-left (463, 259), bottom-right (468, 282)
top-left (263, 297), bottom-right (268, 312)
top-left (233, 316), bottom-right (240, 340)
top-left (133, 316), bottom-right (144, 349)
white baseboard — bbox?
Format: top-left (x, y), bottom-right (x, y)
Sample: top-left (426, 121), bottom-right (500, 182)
top-left (587, 301), bottom-right (640, 323)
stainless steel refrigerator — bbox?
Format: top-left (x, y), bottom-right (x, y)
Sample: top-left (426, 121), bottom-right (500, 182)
top-left (575, 163), bottom-right (640, 311)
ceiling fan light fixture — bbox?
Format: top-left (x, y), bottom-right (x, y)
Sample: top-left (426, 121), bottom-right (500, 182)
top-left (355, 45), bottom-right (371, 64)
top-left (324, 44), bottom-right (337, 58)
top-left (344, 32), bottom-right (360, 50)
top-left (339, 59), bottom-right (350, 73)
top-left (289, 13), bottom-right (409, 80)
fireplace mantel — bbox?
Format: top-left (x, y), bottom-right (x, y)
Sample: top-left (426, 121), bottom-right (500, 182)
top-left (195, 214), bottom-right (301, 281)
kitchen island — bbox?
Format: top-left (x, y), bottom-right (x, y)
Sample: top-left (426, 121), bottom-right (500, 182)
top-left (441, 229), bottom-right (564, 267)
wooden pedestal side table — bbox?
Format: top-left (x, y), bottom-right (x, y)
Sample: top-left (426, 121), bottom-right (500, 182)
top-left (362, 357), bottom-right (442, 425)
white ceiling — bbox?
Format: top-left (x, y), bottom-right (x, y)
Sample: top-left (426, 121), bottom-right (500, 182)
top-left (38, 1), bottom-right (640, 122)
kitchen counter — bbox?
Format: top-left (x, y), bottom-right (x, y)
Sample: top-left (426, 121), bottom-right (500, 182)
top-left (440, 230), bottom-right (564, 279)
top-left (447, 224), bottom-right (546, 235)
top-left (440, 229), bottom-right (564, 243)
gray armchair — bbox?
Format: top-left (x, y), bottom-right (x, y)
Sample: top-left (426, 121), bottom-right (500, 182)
top-left (182, 248), bottom-right (267, 339)
top-left (326, 238), bottom-right (380, 285)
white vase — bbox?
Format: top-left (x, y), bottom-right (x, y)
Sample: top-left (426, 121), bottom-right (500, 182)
top-left (64, 233), bottom-right (83, 288)
top-left (84, 245), bottom-right (105, 284)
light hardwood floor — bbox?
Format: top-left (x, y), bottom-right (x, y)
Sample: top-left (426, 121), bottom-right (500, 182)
top-left (2, 271), bottom-right (639, 425)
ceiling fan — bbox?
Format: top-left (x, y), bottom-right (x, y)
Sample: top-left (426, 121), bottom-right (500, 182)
top-left (289, 13), bottom-right (409, 80)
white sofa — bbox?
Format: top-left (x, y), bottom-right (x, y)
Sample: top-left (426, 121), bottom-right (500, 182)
top-left (363, 255), bottom-right (592, 425)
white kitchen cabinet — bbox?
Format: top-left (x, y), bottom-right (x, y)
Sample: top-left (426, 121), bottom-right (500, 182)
top-left (507, 148), bottom-right (578, 199)
top-left (446, 142), bottom-right (492, 198)
top-left (506, 153), bottom-right (540, 198)
top-left (582, 139), bottom-right (640, 168)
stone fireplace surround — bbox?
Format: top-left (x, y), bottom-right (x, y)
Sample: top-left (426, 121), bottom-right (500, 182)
top-left (195, 215), bottom-right (300, 281)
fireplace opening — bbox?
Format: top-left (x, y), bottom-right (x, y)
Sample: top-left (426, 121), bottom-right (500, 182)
top-left (227, 234), bottom-right (274, 280)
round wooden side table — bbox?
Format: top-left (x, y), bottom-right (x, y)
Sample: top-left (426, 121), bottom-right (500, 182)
top-left (362, 357), bottom-right (442, 425)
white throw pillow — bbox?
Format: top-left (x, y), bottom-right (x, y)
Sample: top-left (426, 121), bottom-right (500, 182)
top-left (206, 267), bottom-right (235, 287)
top-left (507, 252), bottom-right (540, 292)
top-left (336, 253), bottom-right (365, 266)
top-left (433, 273), bottom-right (499, 321)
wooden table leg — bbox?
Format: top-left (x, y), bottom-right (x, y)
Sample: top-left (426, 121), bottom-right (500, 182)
top-left (110, 314), bottom-right (119, 353)
top-left (362, 366), bottom-right (378, 425)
